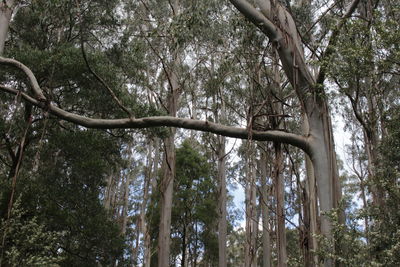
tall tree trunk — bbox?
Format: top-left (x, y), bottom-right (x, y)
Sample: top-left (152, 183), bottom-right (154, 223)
top-left (104, 173), bottom-right (114, 211)
top-left (157, 11), bottom-right (181, 263)
top-left (217, 135), bottom-right (227, 267)
top-left (213, 92), bottom-right (228, 267)
top-left (302, 114), bottom-right (319, 266)
top-left (121, 172), bottom-right (131, 236)
top-left (274, 142), bottom-right (287, 267)
top-left (244, 142), bottom-right (257, 267)
top-left (307, 102), bottom-right (342, 267)
top-left (157, 100), bottom-right (178, 267)
top-left (0, 0), bottom-right (15, 55)
top-left (300, 179), bottom-right (312, 267)
top-left (260, 145), bottom-right (272, 267)
top-left (141, 139), bottom-right (158, 267)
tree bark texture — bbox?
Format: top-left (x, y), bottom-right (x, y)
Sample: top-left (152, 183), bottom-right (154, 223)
top-left (244, 143), bottom-right (257, 267)
top-left (274, 142), bottom-right (287, 267)
top-left (217, 135), bottom-right (227, 267)
top-left (0, 0), bottom-right (15, 55)
top-left (260, 146), bottom-right (272, 267)
top-left (157, 10), bottom-right (181, 263)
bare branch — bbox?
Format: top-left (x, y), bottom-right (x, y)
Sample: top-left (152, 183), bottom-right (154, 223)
top-left (0, 84), bottom-right (310, 154)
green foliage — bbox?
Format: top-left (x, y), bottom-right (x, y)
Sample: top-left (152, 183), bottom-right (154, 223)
top-left (0, 198), bottom-right (65, 266)
top-left (367, 105), bottom-right (400, 266)
top-left (313, 207), bottom-right (368, 266)
top-left (30, 128), bottom-right (125, 266)
top-left (0, 123), bottom-right (126, 265)
top-left (147, 139), bottom-right (219, 265)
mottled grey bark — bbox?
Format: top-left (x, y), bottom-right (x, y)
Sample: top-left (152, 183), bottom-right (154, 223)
top-left (0, 0), bottom-right (15, 55)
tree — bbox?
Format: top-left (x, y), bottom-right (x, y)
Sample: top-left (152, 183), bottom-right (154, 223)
top-left (1, 0), bottom-right (393, 266)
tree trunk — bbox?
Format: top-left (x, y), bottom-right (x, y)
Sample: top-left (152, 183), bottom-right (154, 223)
top-left (217, 135), bottom-right (227, 267)
top-left (260, 146), bottom-right (272, 267)
top-left (300, 179), bottom-right (312, 267)
top-left (213, 92), bottom-right (228, 267)
top-left (307, 102), bottom-right (342, 267)
top-left (157, 113), bottom-right (177, 267)
top-left (142, 138), bottom-right (159, 267)
top-left (0, 0), bottom-right (14, 55)
top-left (303, 114), bottom-right (319, 266)
top-left (244, 142), bottom-right (257, 267)
top-left (121, 172), bottom-right (131, 236)
top-left (157, 23), bottom-right (181, 265)
top-left (104, 173), bottom-right (114, 211)
top-left (274, 142), bottom-right (287, 267)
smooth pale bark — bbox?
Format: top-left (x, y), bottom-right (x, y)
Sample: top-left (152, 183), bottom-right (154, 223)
top-left (0, 0), bottom-right (15, 55)
top-left (260, 146), bottom-right (271, 267)
top-left (104, 173), bottom-right (114, 210)
top-left (274, 142), bottom-right (287, 267)
top-left (302, 115), bottom-right (319, 266)
top-left (0, 1), bottom-right (365, 266)
top-left (121, 173), bottom-right (131, 236)
top-left (158, 127), bottom-right (176, 267)
top-left (144, 138), bottom-right (160, 267)
top-left (270, 49), bottom-right (287, 267)
top-left (131, 140), bottom-right (154, 266)
top-left (140, 139), bottom-right (154, 267)
top-left (244, 143), bottom-right (257, 267)
top-left (157, 4), bottom-right (181, 261)
top-left (213, 93), bottom-right (228, 267)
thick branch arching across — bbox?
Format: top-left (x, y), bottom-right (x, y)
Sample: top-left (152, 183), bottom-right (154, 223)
top-left (229, 0), bottom-right (362, 88)
top-left (0, 56), bottom-right (310, 154)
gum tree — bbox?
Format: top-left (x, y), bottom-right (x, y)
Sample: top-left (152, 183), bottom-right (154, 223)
top-left (0, 0), bottom-right (365, 266)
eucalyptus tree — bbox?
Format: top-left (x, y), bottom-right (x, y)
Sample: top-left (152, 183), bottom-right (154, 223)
top-left (0, 0), bottom-right (370, 266)
top-left (331, 0), bottom-right (400, 206)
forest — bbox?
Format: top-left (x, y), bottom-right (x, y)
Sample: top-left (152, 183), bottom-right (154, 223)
top-left (0, 0), bottom-right (399, 266)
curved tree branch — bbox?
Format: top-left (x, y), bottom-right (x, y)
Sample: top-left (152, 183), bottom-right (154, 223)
top-left (0, 57), bottom-right (46, 100)
top-left (0, 55), bottom-right (310, 153)
top-left (0, 83), bottom-right (310, 154)
top-left (229, 0), bottom-right (315, 103)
